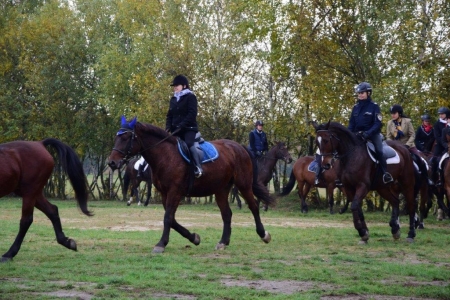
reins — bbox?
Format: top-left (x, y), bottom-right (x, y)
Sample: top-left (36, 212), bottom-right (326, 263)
top-left (112, 126), bottom-right (181, 163)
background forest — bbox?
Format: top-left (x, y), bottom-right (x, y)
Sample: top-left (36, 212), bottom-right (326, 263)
top-left (1, 0), bottom-right (449, 200)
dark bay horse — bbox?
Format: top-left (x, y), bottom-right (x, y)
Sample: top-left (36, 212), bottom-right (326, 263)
top-left (123, 157), bottom-right (153, 206)
top-left (279, 155), bottom-right (343, 214)
top-left (232, 142), bottom-right (292, 210)
top-left (0, 138), bottom-right (92, 262)
top-left (108, 117), bottom-right (275, 253)
top-left (313, 121), bottom-right (418, 244)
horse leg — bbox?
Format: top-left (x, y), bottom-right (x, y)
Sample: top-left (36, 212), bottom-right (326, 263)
top-left (35, 195), bottom-right (78, 251)
top-left (214, 191), bottom-right (233, 250)
top-left (298, 182), bottom-right (309, 213)
top-left (127, 187), bottom-right (134, 206)
top-left (1, 201), bottom-right (34, 262)
top-left (135, 186), bottom-right (141, 206)
top-left (153, 194), bottom-right (182, 253)
top-left (328, 185), bottom-right (335, 214)
top-left (144, 182), bottom-right (152, 206)
top-left (349, 189), bottom-right (370, 243)
top-left (240, 188), bottom-right (271, 244)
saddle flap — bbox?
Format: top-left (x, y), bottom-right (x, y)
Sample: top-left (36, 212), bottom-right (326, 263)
top-left (366, 141), bottom-right (397, 159)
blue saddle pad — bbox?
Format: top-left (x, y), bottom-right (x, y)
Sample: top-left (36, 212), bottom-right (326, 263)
top-left (177, 141), bottom-right (219, 164)
top-left (307, 161), bottom-right (319, 173)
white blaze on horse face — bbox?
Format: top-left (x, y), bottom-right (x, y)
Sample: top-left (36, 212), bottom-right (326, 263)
top-left (317, 136), bottom-right (323, 151)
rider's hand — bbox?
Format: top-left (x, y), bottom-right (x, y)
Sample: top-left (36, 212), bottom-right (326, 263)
top-left (356, 131), bottom-right (368, 141)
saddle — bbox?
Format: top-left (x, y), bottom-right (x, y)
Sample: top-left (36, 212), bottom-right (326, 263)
top-left (366, 141), bottom-right (400, 164)
top-left (177, 132), bottom-right (219, 164)
top-left (133, 157), bottom-right (149, 171)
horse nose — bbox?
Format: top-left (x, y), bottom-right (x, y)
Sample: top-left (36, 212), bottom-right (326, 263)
top-left (108, 160), bottom-right (118, 170)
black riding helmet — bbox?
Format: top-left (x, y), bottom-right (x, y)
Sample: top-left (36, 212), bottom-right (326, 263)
top-left (437, 107), bottom-right (450, 114)
top-left (255, 120), bottom-right (264, 126)
top-left (355, 82), bottom-right (372, 95)
top-left (420, 114), bottom-right (431, 121)
top-left (390, 104), bottom-right (404, 116)
top-left (170, 75), bottom-right (190, 88)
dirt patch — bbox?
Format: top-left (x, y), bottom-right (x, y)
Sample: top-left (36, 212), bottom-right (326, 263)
top-left (221, 277), bottom-right (337, 294)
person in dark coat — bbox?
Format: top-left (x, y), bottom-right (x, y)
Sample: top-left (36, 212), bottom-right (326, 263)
top-left (248, 120), bottom-right (268, 159)
top-left (431, 107), bottom-right (450, 185)
top-left (348, 82), bottom-right (393, 184)
top-left (165, 75), bottom-right (203, 178)
top-left (414, 114), bottom-right (435, 152)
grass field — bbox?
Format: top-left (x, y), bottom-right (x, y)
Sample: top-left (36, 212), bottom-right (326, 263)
top-left (1, 197), bottom-right (449, 300)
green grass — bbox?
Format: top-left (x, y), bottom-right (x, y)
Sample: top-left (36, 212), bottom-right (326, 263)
top-left (1, 197), bottom-right (449, 299)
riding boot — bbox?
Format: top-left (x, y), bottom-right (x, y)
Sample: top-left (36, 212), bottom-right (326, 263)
top-left (431, 157), bottom-right (441, 186)
top-left (189, 146), bottom-right (203, 178)
top-left (379, 154), bottom-right (393, 184)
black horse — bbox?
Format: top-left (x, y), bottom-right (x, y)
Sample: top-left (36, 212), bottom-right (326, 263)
top-left (123, 157), bottom-right (153, 206)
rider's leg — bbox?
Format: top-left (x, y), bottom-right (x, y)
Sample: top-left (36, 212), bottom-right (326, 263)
top-left (185, 131), bottom-right (203, 178)
top-left (314, 153), bottom-right (322, 185)
top-left (372, 133), bottom-right (393, 184)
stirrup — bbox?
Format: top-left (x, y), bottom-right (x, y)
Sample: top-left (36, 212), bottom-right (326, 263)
top-left (383, 173), bottom-right (394, 184)
top-left (428, 179), bottom-right (435, 186)
top-left (194, 167), bottom-right (203, 178)
top-left (335, 179), bottom-right (343, 187)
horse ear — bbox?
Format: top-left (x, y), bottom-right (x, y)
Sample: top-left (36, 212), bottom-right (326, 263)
top-left (310, 120), bottom-right (319, 130)
top-left (121, 115), bottom-right (127, 127)
top-left (130, 117), bottom-right (137, 128)
top-left (325, 120), bottom-right (331, 130)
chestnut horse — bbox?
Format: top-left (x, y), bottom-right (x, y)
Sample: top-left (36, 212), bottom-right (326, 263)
top-left (0, 138), bottom-right (92, 262)
top-left (123, 157), bottom-right (153, 206)
top-left (108, 117), bottom-right (275, 253)
top-left (313, 121), bottom-right (418, 244)
top-left (279, 155), bottom-right (343, 214)
top-left (232, 142), bottom-right (292, 210)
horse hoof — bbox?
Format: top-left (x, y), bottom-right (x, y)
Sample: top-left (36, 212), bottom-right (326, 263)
top-left (358, 240), bottom-right (368, 245)
top-left (262, 231), bottom-right (271, 243)
top-left (193, 233), bottom-right (201, 245)
top-left (68, 239), bottom-right (77, 251)
top-left (418, 223), bottom-right (425, 230)
top-left (215, 243), bottom-right (226, 250)
top-left (392, 231), bottom-right (401, 240)
top-left (152, 246), bottom-right (165, 253)
top-left (437, 209), bottom-right (444, 221)
top-left (127, 202), bottom-right (131, 206)
top-left (406, 238), bottom-right (415, 243)
top-left (1, 256), bottom-right (12, 263)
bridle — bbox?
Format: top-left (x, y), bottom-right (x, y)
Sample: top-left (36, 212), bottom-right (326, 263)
top-left (112, 127), bottom-right (180, 163)
top-left (315, 130), bottom-right (341, 162)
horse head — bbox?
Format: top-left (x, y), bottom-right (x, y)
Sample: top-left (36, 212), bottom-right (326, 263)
top-left (274, 141), bottom-right (293, 163)
top-left (314, 121), bottom-right (343, 170)
top-left (108, 116), bottom-right (142, 170)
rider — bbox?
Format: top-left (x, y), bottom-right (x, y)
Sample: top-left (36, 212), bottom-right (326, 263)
top-left (386, 104), bottom-right (415, 148)
top-left (415, 114), bottom-right (435, 152)
top-left (165, 75), bottom-right (203, 178)
top-left (348, 82), bottom-right (393, 184)
top-left (431, 107), bottom-right (450, 186)
top-left (387, 104), bottom-right (433, 185)
top-left (249, 120), bottom-right (269, 159)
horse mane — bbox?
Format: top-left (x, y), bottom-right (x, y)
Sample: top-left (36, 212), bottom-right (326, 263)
top-left (318, 122), bottom-right (364, 149)
top-left (136, 122), bottom-right (176, 145)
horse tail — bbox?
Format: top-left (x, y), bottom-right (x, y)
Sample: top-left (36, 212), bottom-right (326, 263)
top-left (243, 146), bottom-right (276, 207)
top-left (278, 170), bottom-right (296, 196)
top-left (43, 138), bottom-right (93, 216)
top-left (123, 169), bottom-right (131, 198)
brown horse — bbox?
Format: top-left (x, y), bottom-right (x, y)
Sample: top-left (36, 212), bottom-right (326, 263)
top-left (123, 157), bottom-right (153, 206)
top-left (108, 117), bottom-right (275, 253)
top-left (232, 142), bottom-right (292, 210)
top-left (279, 155), bottom-right (343, 214)
top-left (313, 121), bottom-right (418, 243)
top-left (0, 138), bottom-right (92, 262)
